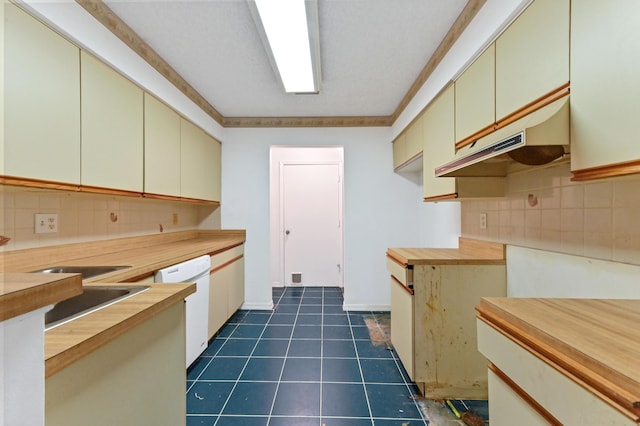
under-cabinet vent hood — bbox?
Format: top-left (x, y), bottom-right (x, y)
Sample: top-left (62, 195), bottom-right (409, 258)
top-left (436, 97), bottom-right (569, 177)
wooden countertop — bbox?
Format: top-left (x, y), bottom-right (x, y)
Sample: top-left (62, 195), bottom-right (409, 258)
top-left (2, 229), bottom-right (246, 282)
top-left (45, 282), bottom-right (195, 378)
top-left (477, 297), bottom-right (640, 420)
top-left (1, 229), bottom-right (245, 377)
top-left (387, 238), bottom-right (505, 266)
top-left (0, 273), bottom-right (83, 321)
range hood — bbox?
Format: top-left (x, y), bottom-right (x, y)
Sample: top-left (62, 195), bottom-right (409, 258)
top-left (435, 97), bottom-right (569, 177)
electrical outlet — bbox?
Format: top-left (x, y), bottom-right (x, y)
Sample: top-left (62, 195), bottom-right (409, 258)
top-left (35, 213), bottom-right (58, 234)
top-left (480, 213), bottom-right (487, 230)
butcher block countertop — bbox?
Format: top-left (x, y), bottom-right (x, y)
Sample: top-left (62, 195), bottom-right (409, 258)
top-left (0, 229), bottom-right (245, 377)
top-left (0, 273), bottom-right (82, 321)
top-left (477, 297), bottom-right (640, 420)
top-left (45, 282), bottom-right (195, 378)
top-left (387, 238), bottom-right (505, 266)
top-left (2, 229), bottom-right (246, 282)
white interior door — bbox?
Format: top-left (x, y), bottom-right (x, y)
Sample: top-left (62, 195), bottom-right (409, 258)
top-left (282, 163), bottom-right (342, 286)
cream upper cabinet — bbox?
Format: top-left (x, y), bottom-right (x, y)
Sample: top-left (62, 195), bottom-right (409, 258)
top-left (405, 115), bottom-right (423, 161)
top-left (393, 115), bottom-right (423, 172)
top-left (392, 133), bottom-right (406, 170)
top-left (180, 118), bottom-right (221, 202)
top-left (423, 85), bottom-right (457, 199)
top-left (424, 84), bottom-right (504, 201)
top-left (495, 0), bottom-right (569, 121)
top-left (4, 4), bottom-right (81, 183)
top-left (81, 51), bottom-right (143, 192)
top-left (455, 44), bottom-right (495, 145)
top-left (144, 93), bottom-right (181, 197)
top-left (571, 0), bottom-right (640, 178)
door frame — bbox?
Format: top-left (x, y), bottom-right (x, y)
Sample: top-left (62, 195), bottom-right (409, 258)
top-left (269, 146), bottom-right (344, 288)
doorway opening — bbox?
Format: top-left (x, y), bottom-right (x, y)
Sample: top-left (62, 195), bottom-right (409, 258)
top-left (269, 146), bottom-right (344, 288)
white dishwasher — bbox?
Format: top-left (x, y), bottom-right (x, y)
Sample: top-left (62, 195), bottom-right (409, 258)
top-left (154, 255), bottom-right (211, 368)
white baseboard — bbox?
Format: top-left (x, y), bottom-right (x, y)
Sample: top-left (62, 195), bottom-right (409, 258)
top-left (240, 301), bottom-right (274, 310)
top-left (342, 304), bottom-right (390, 312)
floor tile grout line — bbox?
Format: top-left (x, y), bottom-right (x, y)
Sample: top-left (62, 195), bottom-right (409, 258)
top-left (212, 295), bottom-right (279, 426)
top-left (319, 287), bottom-right (325, 426)
top-left (346, 308), bottom-right (376, 426)
top-left (266, 286), bottom-right (304, 424)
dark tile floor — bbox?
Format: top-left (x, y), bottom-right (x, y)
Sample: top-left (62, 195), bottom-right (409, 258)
top-left (186, 287), bottom-right (488, 425)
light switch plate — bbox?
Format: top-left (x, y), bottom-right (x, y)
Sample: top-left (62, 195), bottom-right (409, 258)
top-left (35, 213), bottom-right (58, 234)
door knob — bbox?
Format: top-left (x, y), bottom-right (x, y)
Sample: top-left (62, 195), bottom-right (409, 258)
top-left (285, 230), bottom-right (290, 235)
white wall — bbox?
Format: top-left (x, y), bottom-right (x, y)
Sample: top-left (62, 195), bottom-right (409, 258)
top-left (221, 127), bottom-right (459, 310)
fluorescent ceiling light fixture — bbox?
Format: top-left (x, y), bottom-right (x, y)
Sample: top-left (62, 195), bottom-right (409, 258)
top-left (249, 0), bottom-right (321, 93)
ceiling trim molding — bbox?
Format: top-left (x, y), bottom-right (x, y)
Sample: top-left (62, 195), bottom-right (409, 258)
top-left (75, 0), bottom-right (484, 129)
top-left (390, 0), bottom-right (487, 122)
top-left (222, 115), bottom-right (393, 128)
top-left (75, 0), bottom-right (225, 125)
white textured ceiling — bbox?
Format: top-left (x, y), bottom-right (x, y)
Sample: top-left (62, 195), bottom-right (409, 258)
top-left (103, 0), bottom-right (468, 118)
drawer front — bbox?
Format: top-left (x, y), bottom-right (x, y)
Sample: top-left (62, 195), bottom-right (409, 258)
top-left (488, 369), bottom-right (553, 425)
top-left (210, 245), bottom-right (244, 270)
top-left (477, 320), bottom-right (635, 425)
top-left (386, 256), bottom-right (412, 286)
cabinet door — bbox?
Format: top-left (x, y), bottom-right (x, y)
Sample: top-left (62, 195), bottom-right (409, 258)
top-left (180, 119), bottom-right (221, 201)
top-left (392, 133), bottom-right (406, 169)
top-left (390, 277), bottom-right (414, 380)
top-left (423, 85), bottom-right (456, 199)
top-left (455, 44), bottom-right (495, 144)
top-left (208, 267), bottom-right (229, 339)
top-left (81, 51), bottom-right (143, 191)
top-left (571, 0), bottom-right (640, 175)
top-left (4, 4), bottom-right (81, 183)
top-left (488, 369), bottom-right (554, 425)
top-left (227, 257), bottom-right (245, 314)
top-left (405, 115), bottom-right (423, 160)
top-left (144, 93), bottom-right (181, 196)
top-left (495, 0), bottom-right (569, 120)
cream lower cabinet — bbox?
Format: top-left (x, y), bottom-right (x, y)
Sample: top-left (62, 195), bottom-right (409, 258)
top-left (477, 320), bottom-right (635, 425)
top-left (570, 0), bottom-right (640, 179)
top-left (387, 253), bottom-right (506, 398)
top-left (390, 276), bottom-right (415, 379)
top-left (4, 3), bottom-right (81, 183)
top-left (45, 302), bottom-right (186, 426)
top-left (81, 51), bottom-right (143, 192)
top-left (208, 244), bottom-right (245, 339)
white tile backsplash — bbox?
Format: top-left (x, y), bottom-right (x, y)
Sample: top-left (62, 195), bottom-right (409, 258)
top-left (461, 161), bottom-right (640, 265)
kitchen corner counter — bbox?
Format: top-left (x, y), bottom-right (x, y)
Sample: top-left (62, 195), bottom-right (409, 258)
top-left (477, 297), bottom-right (640, 423)
top-left (0, 273), bottom-right (82, 321)
top-left (387, 237), bottom-right (506, 266)
top-left (1, 229), bottom-right (245, 377)
top-left (45, 282), bottom-right (195, 378)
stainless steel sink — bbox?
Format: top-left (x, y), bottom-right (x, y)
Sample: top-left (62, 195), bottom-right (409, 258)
top-left (30, 265), bottom-right (131, 279)
top-left (45, 285), bottom-right (149, 330)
